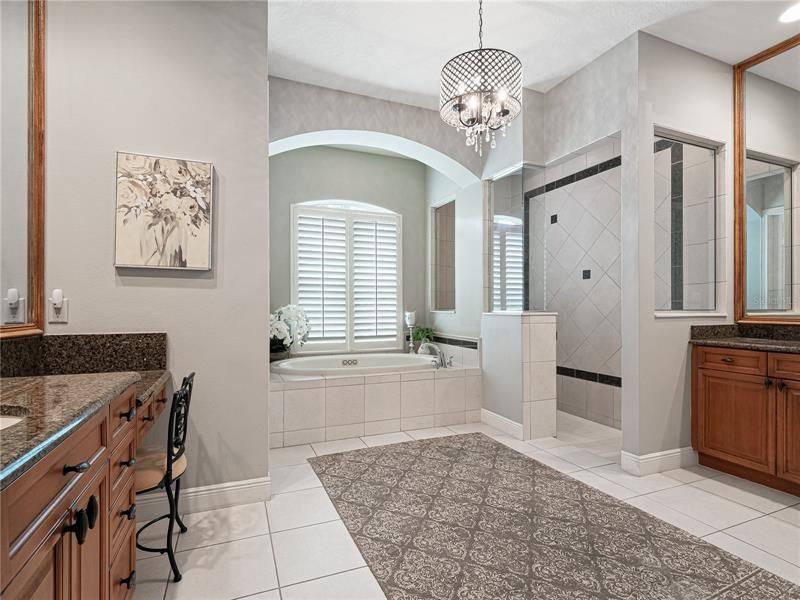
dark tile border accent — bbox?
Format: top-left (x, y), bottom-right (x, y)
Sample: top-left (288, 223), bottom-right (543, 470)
top-left (557, 365), bottom-right (622, 388)
top-left (432, 335), bottom-right (479, 350)
top-left (523, 155), bottom-right (621, 201)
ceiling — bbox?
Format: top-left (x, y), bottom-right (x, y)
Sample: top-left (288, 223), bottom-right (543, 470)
top-left (269, 1), bottom-right (800, 110)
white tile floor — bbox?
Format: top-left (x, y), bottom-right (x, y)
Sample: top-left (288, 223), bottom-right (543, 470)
top-left (136, 412), bottom-right (800, 599)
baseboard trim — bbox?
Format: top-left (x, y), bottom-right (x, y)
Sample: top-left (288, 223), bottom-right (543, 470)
top-left (621, 447), bottom-right (697, 476)
top-left (481, 409), bottom-right (523, 440)
top-left (136, 476), bottom-right (271, 522)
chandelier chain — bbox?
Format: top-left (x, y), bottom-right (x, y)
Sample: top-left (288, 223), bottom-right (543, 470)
top-left (478, 0), bottom-right (483, 49)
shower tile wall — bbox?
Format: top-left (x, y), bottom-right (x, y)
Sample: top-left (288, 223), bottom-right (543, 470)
top-left (654, 140), bottom-right (717, 310)
top-left (527, 138), bottom-right (622, 428)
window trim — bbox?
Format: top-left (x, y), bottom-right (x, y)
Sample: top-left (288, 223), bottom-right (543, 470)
top-left (290, 203), bottom-right (404, 353)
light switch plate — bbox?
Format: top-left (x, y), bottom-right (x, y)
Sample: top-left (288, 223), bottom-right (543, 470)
top-left (2, 298), bottom-right (26, 324)
top-left (48, 298), bottom-right (69, 323)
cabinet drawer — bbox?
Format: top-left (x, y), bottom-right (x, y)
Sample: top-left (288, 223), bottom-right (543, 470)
top-left (109, 474), bottom-right (136, 558)
top-left (109, 387), bottom-right (137, 448)
top-left (768, 352), bottom-right (800, 381)
top-left (0, 410), bottom-right (107, 589)
top-left (109, 522), bottom-right (136, 600)
top-left (109, 428), bottom-right (137, 503)
top-left (694, 346), bottom-right (767, 376)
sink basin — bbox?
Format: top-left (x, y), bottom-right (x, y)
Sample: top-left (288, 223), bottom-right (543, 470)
top-left (0, 416), bottom-right (23, 431)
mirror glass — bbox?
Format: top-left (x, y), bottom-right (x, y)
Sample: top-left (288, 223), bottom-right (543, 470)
top-left (431, 200), bottom-right (455, 311)
top-left (743, 45), bottom-right (800, 314)
top-left (491, 169), bottom-right (524, 311)
top-left (1, 1), bottom-right (30, 325)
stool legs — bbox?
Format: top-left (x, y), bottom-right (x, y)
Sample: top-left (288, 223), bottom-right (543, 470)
top-left (164, 481), bottom-right (182, 582)
top-left (174, 477), bottom-right (188, 533)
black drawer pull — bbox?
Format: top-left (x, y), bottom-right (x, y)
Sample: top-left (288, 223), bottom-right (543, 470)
top-left (120, 570), bottom-right (136, 589)
top-left (721, 357), bottom-right (734, 363)
top-left (121, 503), bottom-right (137, 520)
top-left (141, 415), bottom-right (155, 422)
top-left (86, 495), bottom-right (99, 529)
top-left (120, 407), bottom-right (137, 422)
top-left (64, 509), bottom-right (88, 545)
top-left (156, 397), bottom-right (168, 404)
top-left (120, 457), bottom-right (136, 468)
top-left (63, 461), bottom-right (90, 475)
top-left (765, 377), bottom-right (774, 388)
top-left (778, 380), bottom-right (786, 391)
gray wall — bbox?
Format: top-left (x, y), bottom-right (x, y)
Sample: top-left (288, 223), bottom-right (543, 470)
top-left (1, 0), bottom-right (29, 303)
top-left (45, 1), bottom-right (270, 488)
top-left (269, 77), bottom-right (482, 180)
top-left (269, 146), bottom-right (428, 318)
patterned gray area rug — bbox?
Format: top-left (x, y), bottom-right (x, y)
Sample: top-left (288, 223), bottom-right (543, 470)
top-left (307, 433), bottom-right (800, 600)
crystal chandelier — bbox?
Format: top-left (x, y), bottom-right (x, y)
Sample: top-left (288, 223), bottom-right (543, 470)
top-left (439, 0), bottom-right (522, 156)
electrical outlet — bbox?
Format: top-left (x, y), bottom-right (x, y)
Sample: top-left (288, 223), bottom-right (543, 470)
top-left (48, 298), bottom-right (69, 323)
top-left (2, 297), bottom-right (26, 324)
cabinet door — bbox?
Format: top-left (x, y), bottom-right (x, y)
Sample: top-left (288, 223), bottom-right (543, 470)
top-left (777, 379), bottom-right (800, 485)
top-left (68, 467), bottom-right (108, 600)
top-left (696, 369), bottom-right (775, 474)
top-left (1, 513), bottom-right (69, 600)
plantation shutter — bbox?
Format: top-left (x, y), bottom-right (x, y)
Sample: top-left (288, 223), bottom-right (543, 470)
top-left (492, 222), bottom-right (524, 311)
top-left (352, 217), bottom-right (399, 343)
top-left (295, 212), bottom-right (347, 340)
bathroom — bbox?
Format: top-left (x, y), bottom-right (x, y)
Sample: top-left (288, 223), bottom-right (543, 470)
top-left (1, 1), bottom-right (799, 599)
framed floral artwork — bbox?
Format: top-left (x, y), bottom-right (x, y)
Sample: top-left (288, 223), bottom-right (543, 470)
top-left (115, 151), bottom-right (213, 270)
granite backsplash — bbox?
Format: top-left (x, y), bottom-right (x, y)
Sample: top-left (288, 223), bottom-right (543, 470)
top-left (1, 333), bottom-right (167, 378)
top-left (690, 324), bottom-right (800, 341)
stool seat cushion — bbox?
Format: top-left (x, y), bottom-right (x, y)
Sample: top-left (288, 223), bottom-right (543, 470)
top-left (134, 446), bottom-right (188, 493)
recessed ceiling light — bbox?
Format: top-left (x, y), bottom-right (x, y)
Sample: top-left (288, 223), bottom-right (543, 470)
top-left (779, 2), bottom-right (800, 23)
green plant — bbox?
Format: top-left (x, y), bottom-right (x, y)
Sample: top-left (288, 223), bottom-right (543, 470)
top-left (413, 327), bottom-right (434, 343)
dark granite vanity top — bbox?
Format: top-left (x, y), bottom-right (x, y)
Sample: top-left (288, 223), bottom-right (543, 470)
top-left (0, 369), bottom-right (171, 490)
top-left (690, 324), bottom-right (800, 355)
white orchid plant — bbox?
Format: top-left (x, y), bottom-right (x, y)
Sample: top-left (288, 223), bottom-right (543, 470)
top-left (270, 304), bottom-right (310, 354)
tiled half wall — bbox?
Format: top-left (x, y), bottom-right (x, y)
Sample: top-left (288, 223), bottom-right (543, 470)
top-left (525, 137), bottom-right (622, 429)
top-left (269, 367), bottom-right (482, 448)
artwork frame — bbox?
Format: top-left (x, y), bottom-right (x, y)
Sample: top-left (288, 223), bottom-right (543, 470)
top-left (114, 151), bottom-right (214, 270)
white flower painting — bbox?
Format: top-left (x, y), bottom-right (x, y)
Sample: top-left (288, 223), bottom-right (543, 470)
top-left (115, 152), bottom-right (213, 270)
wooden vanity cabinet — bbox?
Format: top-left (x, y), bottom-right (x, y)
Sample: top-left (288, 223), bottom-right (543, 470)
top-left (692, 346), bottom-right (800, 495)
top-left (1, 384), bottom-right (139, 599)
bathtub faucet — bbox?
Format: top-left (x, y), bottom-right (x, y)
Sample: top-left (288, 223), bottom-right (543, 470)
top-left (418, 342), bottom-right (447, 368)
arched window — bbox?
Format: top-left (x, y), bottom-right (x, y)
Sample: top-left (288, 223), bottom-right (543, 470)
top-left (291, 201), bottom-right (403, 351)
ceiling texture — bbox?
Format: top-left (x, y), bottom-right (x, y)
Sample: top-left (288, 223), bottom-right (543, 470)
top-left (269, 1), bottom-right (800, 109)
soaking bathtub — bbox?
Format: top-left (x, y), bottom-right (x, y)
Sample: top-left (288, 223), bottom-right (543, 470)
top-left (271, 353), bottom-right (437, 376)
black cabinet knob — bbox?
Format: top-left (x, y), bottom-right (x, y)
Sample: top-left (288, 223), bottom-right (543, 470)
top-left (778, 380), bottom-right (786, 391)
top-left (765, 377), bottom-right (774, 388)
top-left (120, 570), bottom-right (136, 589)
top-left (63, 461), bottom-right (90, 475)
top-left (141, 415), bottom-right (155, 422)
top-left (64, 509), bottom-right (89, 545)
top-left (120, 457), bottom-right (136, 468)
top-left (86, 495), bottom-right (99, 529)
top-left (120, 407), bottom-right (137, 422)
top-left (120, 503), bottom-right (137, 521)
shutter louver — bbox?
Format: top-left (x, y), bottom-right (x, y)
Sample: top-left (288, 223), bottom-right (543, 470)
top-left (493, 222), bottom-right (524, 311)
top-left (352, 219), bottom-right (399, 342)
top-left (295, 213), bottom-right (347, 340)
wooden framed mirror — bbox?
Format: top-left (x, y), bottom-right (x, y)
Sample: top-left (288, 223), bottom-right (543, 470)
top-left (734, 33), bottom-right (800, 324)
top-left (0, 0), bottom-right (45, 338)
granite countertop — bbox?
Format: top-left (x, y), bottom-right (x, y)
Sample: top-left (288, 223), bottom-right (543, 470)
top-left (0, 369), bottom-right (171, 490)
top-left (690, 337), bottom-right (800, 354)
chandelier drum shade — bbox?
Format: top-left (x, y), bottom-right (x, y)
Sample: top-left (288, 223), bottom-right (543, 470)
top-left (439, 0), bottom-right (522, 156)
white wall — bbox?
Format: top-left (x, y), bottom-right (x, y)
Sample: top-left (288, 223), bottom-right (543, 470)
top-left (45, 1), bottom-right (270, 489)
top-left (745, 72), bottom-right (800, 163)
top-left (425, 169), bottom-right (484, 338)
top-left (269, 146), bottom-right (428, 318)
top-left (1, 0), bottom-right (29, 303)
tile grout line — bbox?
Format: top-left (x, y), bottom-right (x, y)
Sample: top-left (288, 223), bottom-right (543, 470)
top-left (277, 565), bottom-right (372, 594)
top-left (264, 500), bottom-right (284, 593)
